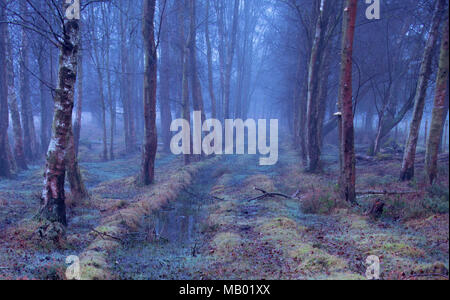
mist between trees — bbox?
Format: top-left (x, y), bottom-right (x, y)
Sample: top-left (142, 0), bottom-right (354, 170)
top-left (0, 0), bottom-right (448, 232)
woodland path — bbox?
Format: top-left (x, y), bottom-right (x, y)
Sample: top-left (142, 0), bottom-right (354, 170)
top-left (109, 146), bottom-right (448, 280)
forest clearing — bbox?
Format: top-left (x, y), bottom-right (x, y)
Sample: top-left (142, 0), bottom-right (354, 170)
top-left (0, 0), bottom-right (449, 282)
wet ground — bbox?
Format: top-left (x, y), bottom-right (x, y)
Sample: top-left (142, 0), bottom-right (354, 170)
top-left (0, 149), bottom-right (177, 279)
top-left (109, 145), bottom-right (449, 280)
top-left (0, 142), bottom-right (448, 280)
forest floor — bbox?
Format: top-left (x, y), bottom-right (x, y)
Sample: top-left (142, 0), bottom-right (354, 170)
top-left (0, 140), bottom-right (448, 280)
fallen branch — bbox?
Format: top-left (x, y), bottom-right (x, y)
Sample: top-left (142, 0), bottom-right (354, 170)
top-left (247, 187), bottom-right (292, 202)
top-left (91, 229), bottom-right (124, 244)
top-left (356, 190), bottom-right (417, 196)
top-left (291, 189), bottom-right (301, 199)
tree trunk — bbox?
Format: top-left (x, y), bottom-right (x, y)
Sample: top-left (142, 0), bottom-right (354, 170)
top-left (66, 125), bottom-right (88, 202)
top-left (338, 0), bottom-right (358, 204)
top-left (205, 0), bottom-right (217, 119)
top-left (0, 0), bottom-right (13, 178)
top-left (97, 69), bottom-right (108, 161)
top-left (400, 0), bottom-right (446, 181)
top-left (20, 0), bottom-right (39, 161)
top-left (73, 40), bottom-right (83, 156)
top-left (40, 2), bottom-right (80, 225)
top-left (306, 0), bottom-right (329, 172)
top-left (6, 24), bottom-right (27, 170)
top-left (223, 0), bottom-right (240, 120)
top-left (140, 0), bottom-right (158, 186)
top-left (159, 0), bottom-right (172, 154)
top-left (120, 5), bottom-right (131, 153)
top-left (215, 0), bottom-right (226, 120)
top-left (426, 11), bottom-right (449, 185)
top-left (189, 0), bottom-right (206, 161)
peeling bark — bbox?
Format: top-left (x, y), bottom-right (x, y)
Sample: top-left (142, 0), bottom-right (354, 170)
top-left (40, 3), bottom-right (80, 225)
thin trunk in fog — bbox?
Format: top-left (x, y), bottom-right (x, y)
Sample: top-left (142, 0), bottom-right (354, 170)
top-left (36, 1), bottom-right (52, 153)
top-left (127, 49), bottom-right (137, 152)
top-left (140, 0), bottom-right (158, 186)
top-left (293, 51), bottom-right (303, 148)
top-left (400, 0), bottom-right (446, 181)
top-left (0, 0), bottom-right (13, 178)
top-left (338, 0), bottom-right (357, 204)
top-left (159, 0), bottom-right (173, 153)
top-left (40, 2), bottom-right (80, 225)
top-left (215, 0), bottom-right (226, 120)
top-left (189, 0), bottom-right (206, 123)
top-left (205, 0), bottom-right (217, 119)
top-left (181, 0), bottom-right (191, 165)
top-left (97, 69), bottom-right (108, 161)
top-left (426, 12), bottom-right (449, 185)
top-left (20, 0), bottom-right (38, 161)
top-left (373, 82), bottom-right (393, 155)
top-left (89, 5), bottom-right (109, 162)
top-left (66, 125), bottom-right (88, 202)
top-left (223, 0), bottom-right (240, 120)
top-left (306, 0), bottom-right (328, 172)
top-left (6, 25), bottom-right (27, 170)
top-left (299, 70), bottom-right (308, 166)
top-left (120, 3), bottom-right (132, 153)
top-left (316, 40), bottom-right (331, 149)
top-left (102, 4), bottom-right (115, 161)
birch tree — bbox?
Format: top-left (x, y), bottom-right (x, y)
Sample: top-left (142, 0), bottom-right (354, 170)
top-left (426, 10), bottom-right (449, 185)
top-left (40, 1), bottom-right (81, 225)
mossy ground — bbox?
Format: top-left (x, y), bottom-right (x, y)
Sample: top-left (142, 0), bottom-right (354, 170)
top-left (107, 142), bottom-right (448, 280)
top-left (0, 138), bottom-right (180, 280)
top-left (0, 138), bottom-right (448, 280)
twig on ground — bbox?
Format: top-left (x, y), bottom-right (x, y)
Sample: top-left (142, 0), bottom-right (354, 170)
top-left (291, 189), bottom-right (301, 199)
top-left (247, 187), bottom-right (292, 202)
top-left (91, 229), bottom-right (124, 244)
top-left (356, 190), bottom-right (417, 195)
